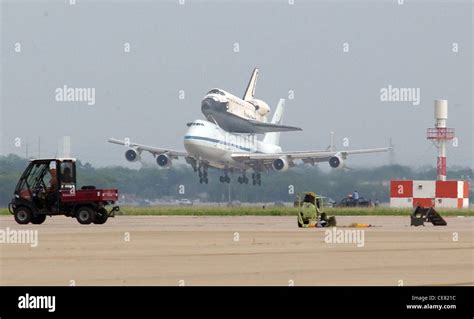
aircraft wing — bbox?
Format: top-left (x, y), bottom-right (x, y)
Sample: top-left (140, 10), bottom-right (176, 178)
top-left (208, 110), bottom-right (302, 134)
top-left (244, 119), bottom-right (302, 133)
top-left (231, 147), bottom-right (391, 165)
top-left (108, 138), bottom-right (187, 157)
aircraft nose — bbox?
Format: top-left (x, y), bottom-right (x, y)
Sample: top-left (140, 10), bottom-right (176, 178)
top-left (201, 97), bottom-right (227, 114)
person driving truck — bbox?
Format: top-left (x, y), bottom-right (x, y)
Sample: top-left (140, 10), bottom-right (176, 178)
top-left (46, 168), bottom-right (58, 210)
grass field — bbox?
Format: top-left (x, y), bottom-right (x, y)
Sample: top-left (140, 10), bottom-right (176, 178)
top-left (1, 206), bottom-right (473, 216)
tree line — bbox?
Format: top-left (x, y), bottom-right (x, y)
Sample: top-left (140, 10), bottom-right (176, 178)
top-left (0, 154), bottom-right (471, 206)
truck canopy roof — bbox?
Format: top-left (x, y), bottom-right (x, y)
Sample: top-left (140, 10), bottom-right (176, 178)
top-left (29, 158), bottom-right (76, 162)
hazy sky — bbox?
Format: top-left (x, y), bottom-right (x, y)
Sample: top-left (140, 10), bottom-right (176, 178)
top-left (1, 0), bottom-right (472, 169)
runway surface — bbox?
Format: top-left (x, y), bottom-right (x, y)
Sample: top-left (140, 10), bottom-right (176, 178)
top-left (0, 216), bottom-right (472, 286)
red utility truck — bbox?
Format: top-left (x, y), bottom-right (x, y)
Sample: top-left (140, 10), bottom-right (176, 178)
top-left (8, 158), bottom-right (119, 225)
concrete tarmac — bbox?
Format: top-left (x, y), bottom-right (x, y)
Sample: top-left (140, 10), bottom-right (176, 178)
top-left (0, 216), bottom-right (472, 286)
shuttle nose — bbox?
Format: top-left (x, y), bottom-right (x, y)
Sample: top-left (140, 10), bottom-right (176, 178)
top-left (201, 97), bottom-right (228, 115)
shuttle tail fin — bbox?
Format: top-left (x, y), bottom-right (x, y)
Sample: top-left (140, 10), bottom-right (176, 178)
top-left (263, 99), bottom-right (285, 145)
top-left (243, 68), bottom-right (259, 100)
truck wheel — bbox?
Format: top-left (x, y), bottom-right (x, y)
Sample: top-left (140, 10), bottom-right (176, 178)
top-left (93, 208), bottom-right (108, 224)
top-left (76, 207), bottom-right (96, 224)
top-left (31, 214), bottom-right (46, 225)
top-left (14, 207), bottom-right (32, 224)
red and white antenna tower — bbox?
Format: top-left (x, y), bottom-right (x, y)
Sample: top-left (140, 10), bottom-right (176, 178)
top-left (426, 100), bottom-right (455, 181)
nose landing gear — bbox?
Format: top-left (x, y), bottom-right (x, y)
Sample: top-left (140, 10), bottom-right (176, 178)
top-left (198, 163), bottom-right (208, 184)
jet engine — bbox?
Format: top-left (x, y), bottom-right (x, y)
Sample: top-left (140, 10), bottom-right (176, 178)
top-left (273, 157), bottom-right (289, 172)
top-left (156, 154), bottom-right (172, 168)
top-left (125, 149), bottom-right (140, 162)
top-left (328, 154), bottom-right (345, 168)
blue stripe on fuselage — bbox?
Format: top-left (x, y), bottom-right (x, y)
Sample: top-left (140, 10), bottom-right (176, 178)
top-left (184, 135), bottom-right (257, 153)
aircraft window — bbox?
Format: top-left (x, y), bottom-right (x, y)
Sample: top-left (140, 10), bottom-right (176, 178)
top-left (60, 162), bottom-right (74, 185)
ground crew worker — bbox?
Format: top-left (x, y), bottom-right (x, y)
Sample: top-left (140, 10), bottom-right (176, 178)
top-left (298, 192), bottom-right (317, 227)
top-left (353, 190), bottom-right (360, 200)
top-left (46, 168), bottom-right (58, 210)
top-left (47, 168), bottom-right (58, 192)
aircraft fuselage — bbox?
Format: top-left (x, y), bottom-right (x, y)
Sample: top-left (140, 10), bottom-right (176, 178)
top-left (184, 119), bottom-right (281, 171)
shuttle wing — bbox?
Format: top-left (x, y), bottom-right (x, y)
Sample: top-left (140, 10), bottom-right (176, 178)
top-left (210, 110), bottom-right (302, 133)
top-left (231, 147), bottom-right (391, 164)
top-left (241, 119), bottom-right (302, 134)
top-left (108, 138), bottom-right (187, 157)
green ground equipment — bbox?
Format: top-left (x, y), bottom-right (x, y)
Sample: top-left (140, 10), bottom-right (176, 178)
top-left (295, 192), bottom-right (336, 228)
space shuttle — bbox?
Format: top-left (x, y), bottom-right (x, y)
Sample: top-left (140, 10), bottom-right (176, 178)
top-left (201, 68), bottom-right (302, 134)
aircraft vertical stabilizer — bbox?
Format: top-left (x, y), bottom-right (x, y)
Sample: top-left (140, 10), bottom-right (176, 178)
top-left (263, 99), bottom-right (285, 146)
top-left (243, 68), bottom-right (259, 101)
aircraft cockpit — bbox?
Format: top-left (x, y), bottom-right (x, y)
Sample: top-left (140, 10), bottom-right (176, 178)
top-left (206, 89), bottom-right (225, 95)
top-left (186, 121), bottom-right (206, 127)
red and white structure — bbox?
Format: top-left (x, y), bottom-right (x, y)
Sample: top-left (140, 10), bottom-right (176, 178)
top-left (427, 100), bottom-right (455, 181)
top-left (390, 180), bottom-right (469, 208)
top-left (390, 100), bottom-right (470, 208)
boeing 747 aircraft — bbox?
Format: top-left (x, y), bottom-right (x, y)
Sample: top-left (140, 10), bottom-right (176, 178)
top-left (108, 99), bottom-right (390, 185)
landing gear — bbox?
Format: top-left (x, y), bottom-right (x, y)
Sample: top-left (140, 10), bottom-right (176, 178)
top-left (237, 173), bottom-right (249, 184)
top-left (198, 164), bottom-right (209, 184)
top-left (251, 173), bottom-right (261, 186)
top-left (219, 175), bottom-right (231, 183)
top-left (191, 161), bottom-right (198, 173)
top-left (220, 169), bottom-right (231, 183)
